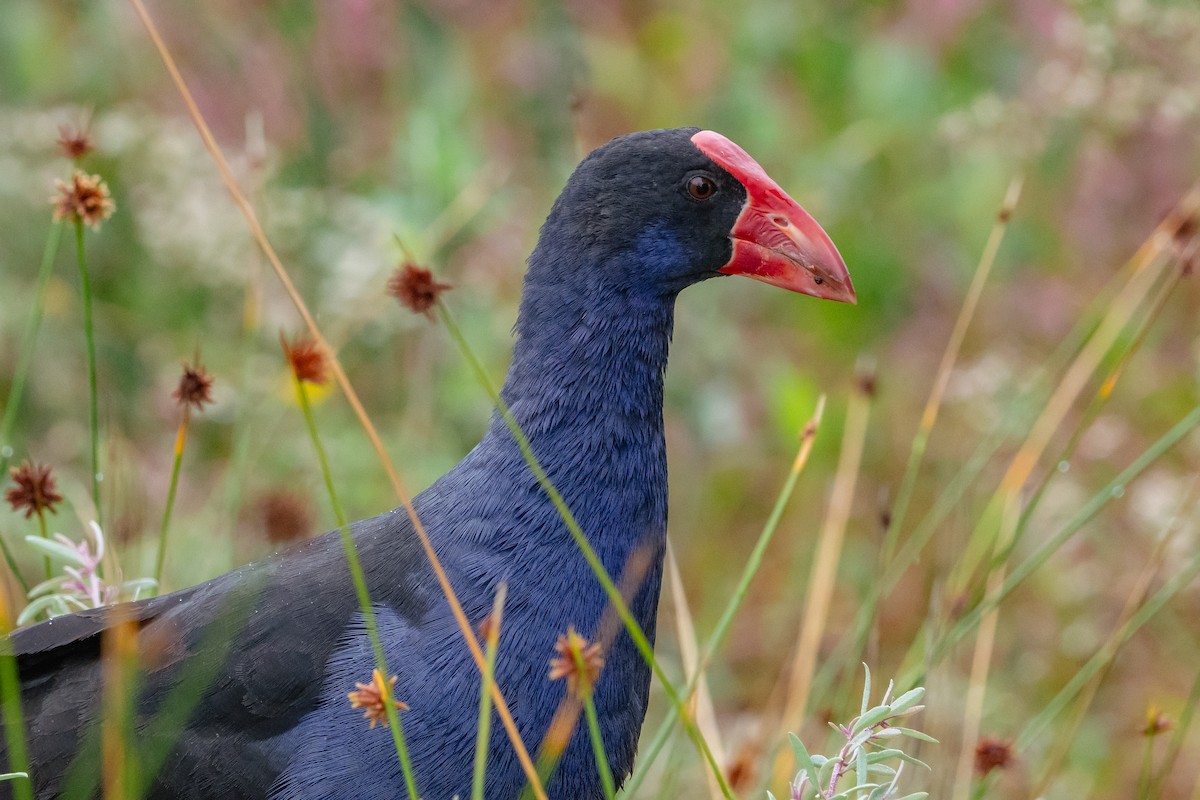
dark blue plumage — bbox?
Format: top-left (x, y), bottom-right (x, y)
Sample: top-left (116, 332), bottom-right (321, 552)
top-left (2, 128), bottom-right (853, 799)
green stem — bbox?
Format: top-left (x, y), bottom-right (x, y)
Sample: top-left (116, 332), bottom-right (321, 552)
top-left (74, 220), bottom-right (102, 528)
top-left (1137, 735), bottom-right (1155, 800)
top-left (438, 301), bottom-right (733, 799)
top-left (154, 413), bottom-right (189, 588)
top-left (622, 404), bottom-right (821, 797)
top-left (1149, 661), bottom-right (1200, 795)
top-left (0, 222), bottom-right (63, 472)
top-left (582, 693), bottom-right (615, 800)
top-left (908, 403), bottom-right (1200, 685)
top-left (0, 636), bottom-right (33, 800)
top-left (0, 221), bottom-right (63, 593)
top-left (293, 376), bottom-right (420, 799)
top-left (470, 585), bottom-right (506, 800)
top-left (35, 511), bottom-right (50, 582)
top-left (571, 638), bottom-right (615, 800)
top-left (1015, 546), bottom-right (1200, 752)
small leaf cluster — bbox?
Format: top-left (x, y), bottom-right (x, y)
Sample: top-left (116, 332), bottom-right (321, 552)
top-left (772, 666), bottom-right (936, 800)
top-left (18, 522), bottom-right (156, 624)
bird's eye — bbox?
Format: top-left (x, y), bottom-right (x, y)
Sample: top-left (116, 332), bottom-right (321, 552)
top-left (686, 175), bottom-right (717, 201)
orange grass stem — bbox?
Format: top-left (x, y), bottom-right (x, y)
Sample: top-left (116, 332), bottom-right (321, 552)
top-left (125, 2), bottom-right (543, 792)
top-left (779, 382), bottom-right (872, 741)
top-left (948, 184), bottom-right (1200, 800)
top-left (882, 176), bottom-right (1023, 564)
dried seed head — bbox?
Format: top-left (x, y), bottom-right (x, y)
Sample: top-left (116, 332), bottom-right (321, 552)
top-left (173, 362), bottom-right (215, 411)
top-left (477, 612), bottom-right (498, 642)
top-left (347, 669), bottom-right (408, 729)
top-left (56, 125), bottom-right (95, 160)
top-left (1172, 212), bottom-right (1197, 277)
top-left (6, 461), bottom-right (64, 519)
top-left (725, 743), bottom-right (760, 792)
top-left (974, 737), bottom-right (1014, 776)
top-left (855, 368), bottom-right (878, 398)
top-left (258, 490), bottom-right (313, 543)
top-left (1142, 707), bottom-right (1173, 737)
top-left (386, 262), bottom-right (452, 320)
top-left (547, 626), bottom-right (604, 697)
top-left (280, 334), bottom-right (330, 386)
top-left (51, 170), bottom-right (115, 229)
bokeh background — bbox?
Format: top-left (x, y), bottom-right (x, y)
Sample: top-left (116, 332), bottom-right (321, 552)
top-left (2, 0), bottom-right (1199, 797)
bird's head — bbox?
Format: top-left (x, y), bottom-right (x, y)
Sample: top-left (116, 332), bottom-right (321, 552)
top-left (532, 127), bottom-right (855, 304)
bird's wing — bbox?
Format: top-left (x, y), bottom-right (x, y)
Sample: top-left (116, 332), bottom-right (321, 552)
top-left (3, 510), bottom-right (432, 799)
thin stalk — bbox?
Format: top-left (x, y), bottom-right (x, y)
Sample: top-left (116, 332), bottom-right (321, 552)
top-left (582, 699), bottom-right (615, 799)
top-left (778, 381), bottom-right (872, 738)
top-left (664, 543), bottom-right (725, 800)
top-left (908, 401), bottom-right (1200, 683)
top-left (35, 512), bottom-right (51, 582)
top-left (574, 650), bottom-right (616, 800)
top-left (943, 232), bottom-right (1181, 795)
top-left (1014, 546), bottom-right (1200, 752)
top-left (126, 4), bottom-right (541, 786)
top-left (101, 614), bottom-right (140, 800)
top-left (1026, 473), bottom-right (1200, 797)
top-left (1137, 736), bottom-right (1156, 800)
top-left (1015, 264), bottom-right (1184, 547)
top-left (882, 177), bottom-right (1023, 564)
top-left (1150, 662), bottom-right (1200, 795)
top-left (153, 409), bottom-right (190, 587)
top-left (471, 585), bottom-right (507, 800)
top-left (0, 221), bottom-right (64, 475)
top-left (130, 573), bottom-right (266, 799)
top-left (826, 212), bottom-right (1184, 710)
top-left (0, 592), bottom-right (33, 800)
top-left (73, 220), bottom-right (102, 528)
top-left (1, 221), bottom-right (65, 586)
top-left (438, 301), bottom-right (734, 798)
top-left (292, 375), bottom-right (419, 799)
top-left (532, 543), bottom-right (657, 799)
top-left (621, 395), bottom-right (826, 798)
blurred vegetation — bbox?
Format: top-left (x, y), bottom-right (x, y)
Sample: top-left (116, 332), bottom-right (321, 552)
top-left (1, 0), bottom-right (1199, 797)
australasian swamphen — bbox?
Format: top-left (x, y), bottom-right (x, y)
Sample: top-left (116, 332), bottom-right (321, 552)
top-left (2, 127), bottom-right (854, 799)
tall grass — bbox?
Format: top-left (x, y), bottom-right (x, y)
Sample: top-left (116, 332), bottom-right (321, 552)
top-left (1, 4), bottom-right (1198, 797)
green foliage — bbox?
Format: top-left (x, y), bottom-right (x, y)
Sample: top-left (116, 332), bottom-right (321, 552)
top-left (773, 667), bottom-right (934, 800)
top-left (1, 0), bottom-right (1199, 797)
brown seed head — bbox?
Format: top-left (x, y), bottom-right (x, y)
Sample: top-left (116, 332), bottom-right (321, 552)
top-left (347, 669), bottom-right (409, 729)
top-left (386, 262), bottom-right (452, 320)
top-left (280, 334), bottom-right (330, 386)
top-left (477, 612), bottom-right (498, 643)
top-left (1173, 212), bottom-right (1197, 277)
top-left (547, 626), bottom-right (604, 697)
top-left (51, 170), bottom-right (115, 229)
top-left (6, 461), bottom-right (64, 519)
top-left (258, 490), bottom-right (313, 543)
top-left (725, 743), bottom-right (760, 792)
top-left (1142, 707), bottom-right (1173, 737)
top-left (57, 125), bottom-right (95, 160)
top-left (856, 369), bottom-right (878, 398)
top-left (974, 737), bottom-right (1014, 776)
top-left (173, 362), bottom-right (215, 411)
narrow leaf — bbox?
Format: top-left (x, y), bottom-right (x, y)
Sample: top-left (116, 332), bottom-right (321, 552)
top-left (861, 663), bottom-right (872, 716)
top-left (852, 704), bottom-right (893, 734)
top-left (788, 733), bottom-right (821, 784)
top-left (22, 536), bottom-right (86, 567)
top-left (889, 687), bottom-right (925, 714)
top-left (890, 727), bottom-right (939, 744)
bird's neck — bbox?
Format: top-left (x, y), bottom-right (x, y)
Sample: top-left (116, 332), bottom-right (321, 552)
top-left (483, 260), bottom-right (677, 563)
top-left (500, 280), bottom-right (675, 437)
